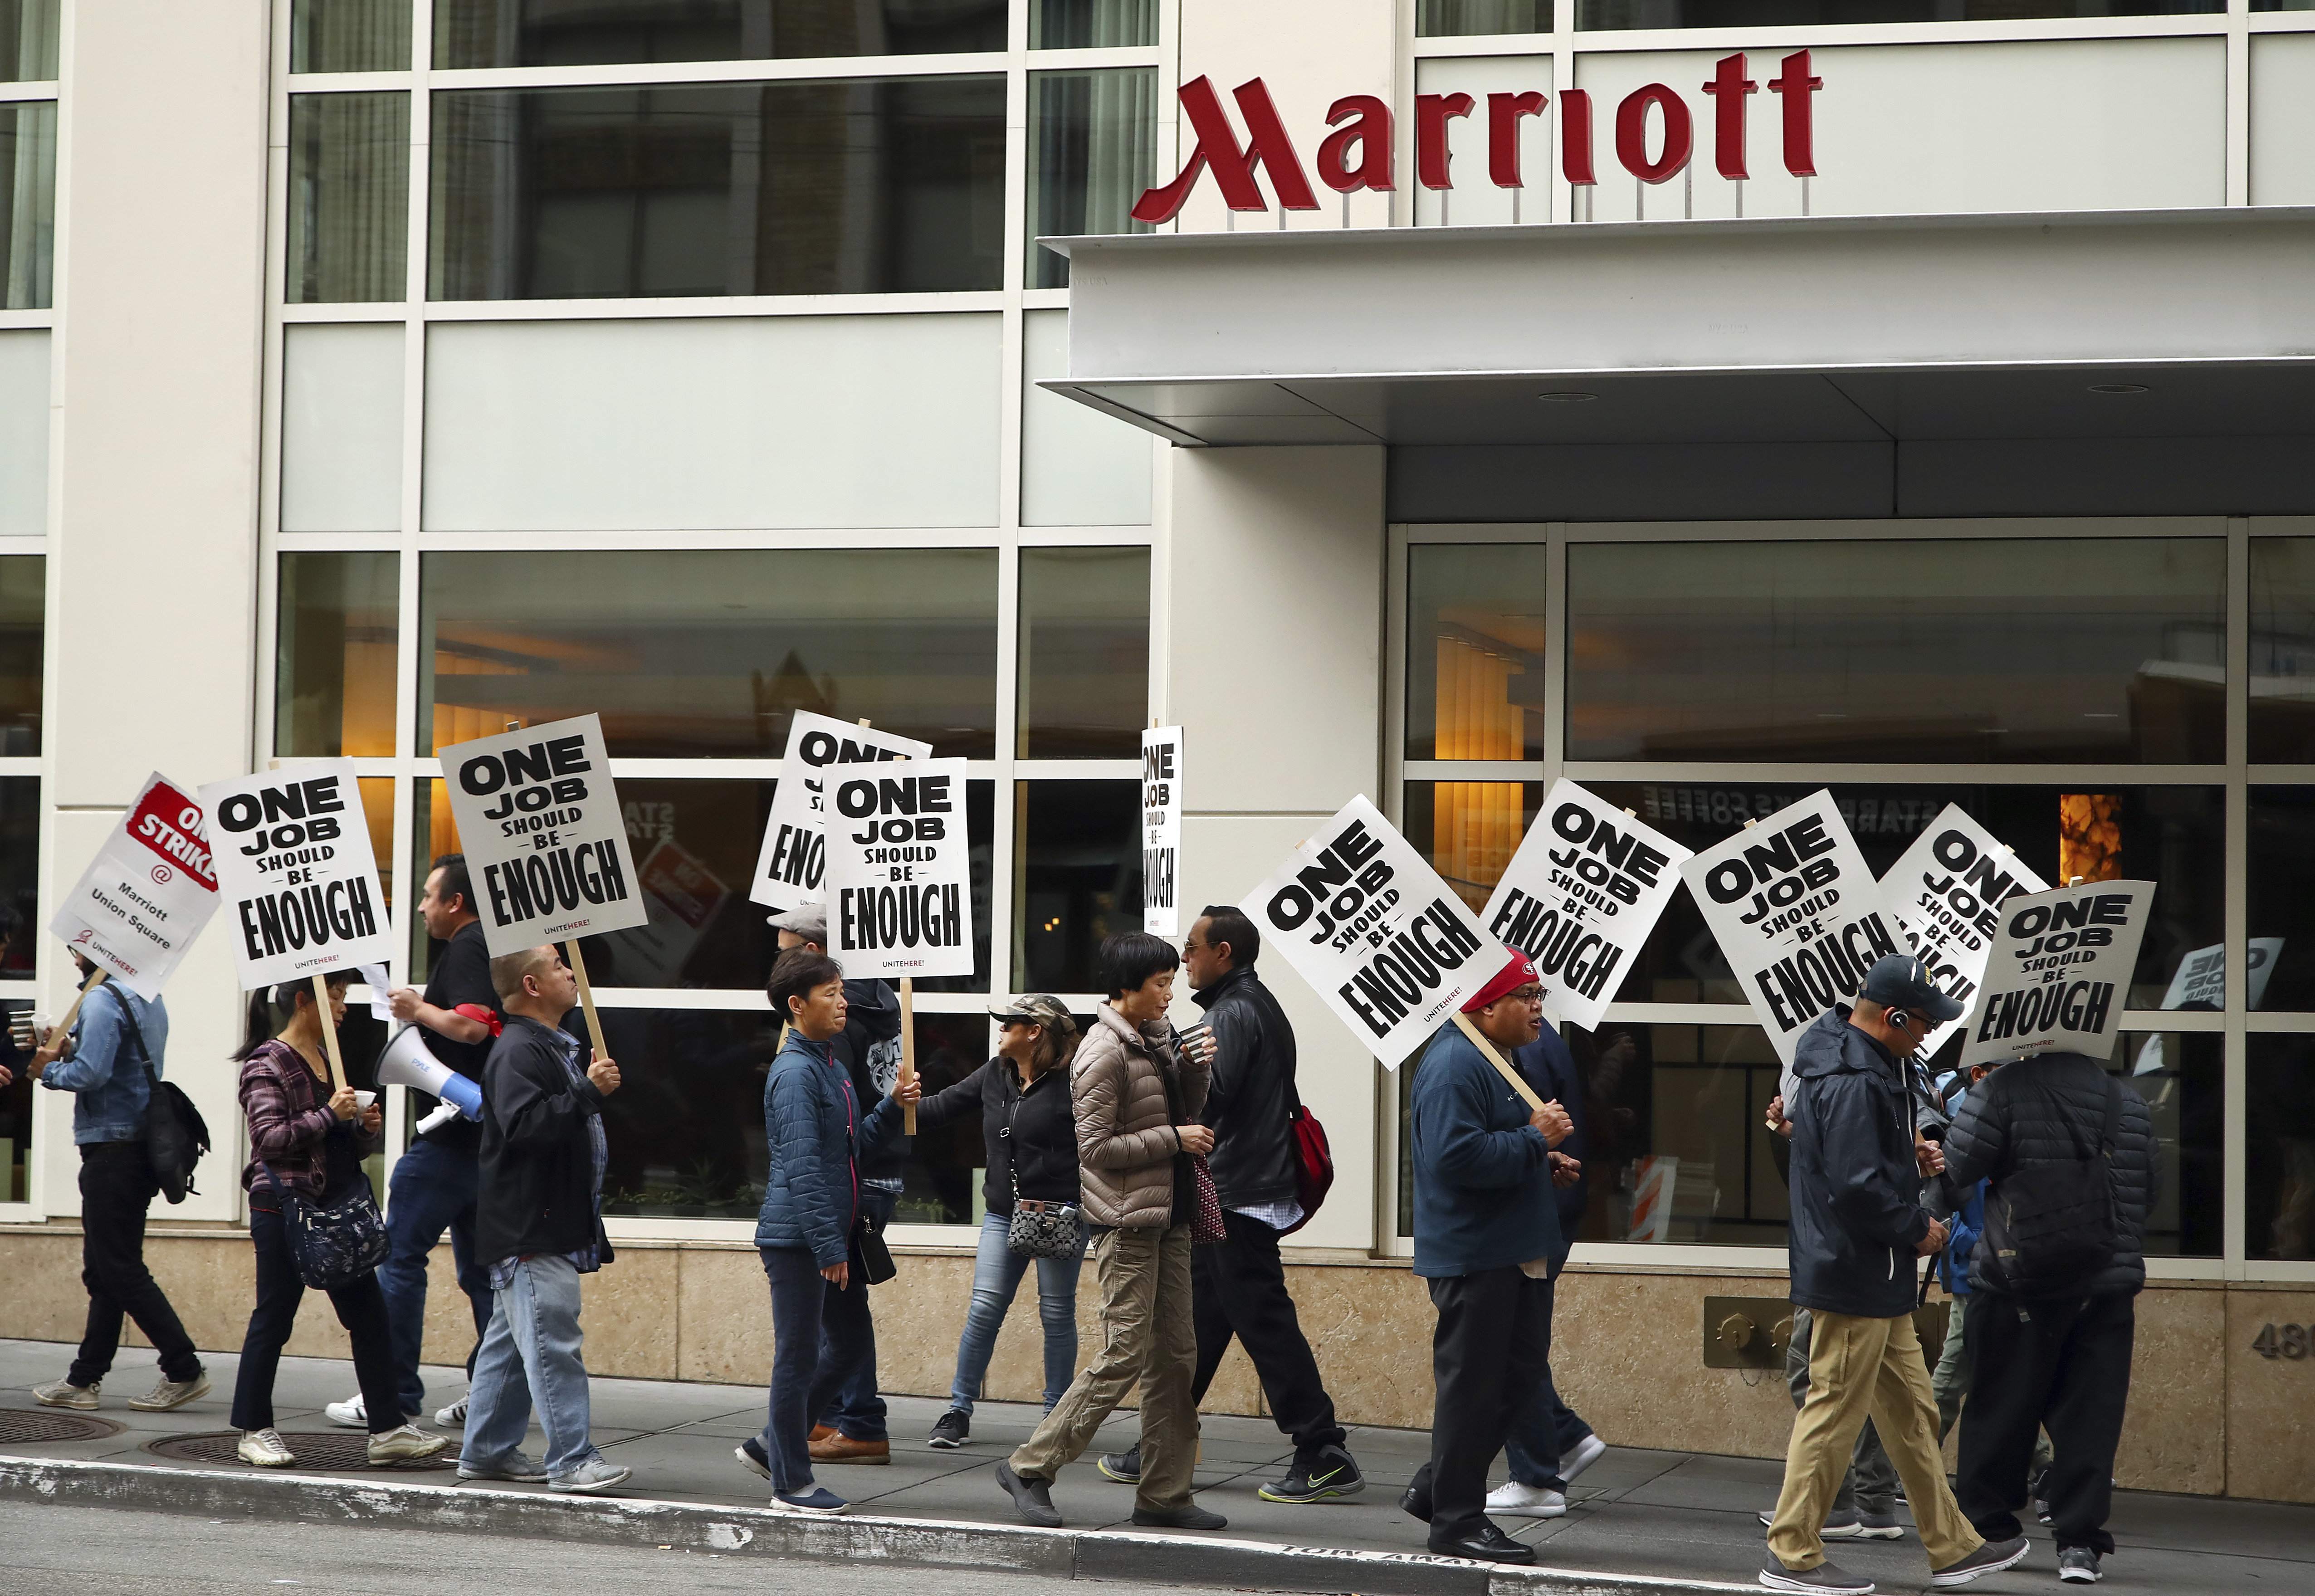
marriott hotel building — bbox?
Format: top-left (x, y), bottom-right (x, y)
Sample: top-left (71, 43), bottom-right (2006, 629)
top-left (1, 0), bottom-right (2311, 1503)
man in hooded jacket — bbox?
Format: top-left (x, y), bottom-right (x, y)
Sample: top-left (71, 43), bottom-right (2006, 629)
top-left (1760, 955), bottom-right (2028, 1595)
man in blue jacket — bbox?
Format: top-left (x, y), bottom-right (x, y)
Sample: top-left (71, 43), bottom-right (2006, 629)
top-left (1762, 956), bottom-right (2027, 1595)
top-left (1399, 952), bottom-right (1573, 1565)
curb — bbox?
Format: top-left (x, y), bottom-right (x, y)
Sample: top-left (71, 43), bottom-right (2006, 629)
top-left (0, 1454), bottom-right (1758, 1596)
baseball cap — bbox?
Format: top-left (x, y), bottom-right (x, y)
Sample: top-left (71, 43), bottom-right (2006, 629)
top-left (1860, 953), bottom-right (1965, 1023)
top-left (766, 903), bottom-right (827, 942)
top-left (990, 993), bottom-right (1079, 1035)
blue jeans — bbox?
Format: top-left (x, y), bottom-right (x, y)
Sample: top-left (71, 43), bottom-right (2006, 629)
top-left (948, 1209), bottom-right (1084, 1415)
top-left (378, 1137), bottom-right (492, 1420)
top-left (761, 1244), bottom-right (876, 1495)
top-left (816, 1185), bottom-right (895, 1441)
top-left (461, 1254), bottom-right (600, 1481)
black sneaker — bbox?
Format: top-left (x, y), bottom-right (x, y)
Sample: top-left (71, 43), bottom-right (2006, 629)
top-left (1932, 1536), bottom-right (2031, 1587)
top-left (1759, 1562), bottom-right (1874, 1594)
top-left (928, 1410), bottom-right (969, 1449)
top-left (1096, 1445), bottom-right (1141, 1484)
top-left (996, 1461), bottom-right (1062, 1528)
top-left (1131, 1501), bottom-right (1227, 1530)
top-left (1260, 1444), bottom-right (1365, 1503)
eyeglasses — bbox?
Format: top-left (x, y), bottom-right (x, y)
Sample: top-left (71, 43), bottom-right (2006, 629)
top-left (1509, 985), bottom-right (1544, 1005)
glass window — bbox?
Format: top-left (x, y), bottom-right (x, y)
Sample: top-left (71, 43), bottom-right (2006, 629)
top-left (1418, 0), bottom-right (1549, 34)
top-left (2249, 538), bottom-right (2315, 763)
top-left (293, 0), bottom-right (413, 71)
top-left (2247, 1034), bottom-right (2315, 1259)
top-left (0, 776), bottom-right (37, 975)
top-left (0, 555), bottom-right (40, 756)
top-left (2110, 1030), bottom-right (2219, 1258)
top-left (1567, 538), bottom-right (2226, 763)
top-left (1407, 543), bottom-right (1549, 762)
top-left (1026, 68), bottom-right (1156, 289)
top-left (1402, 780), bottom-right (1542, 917)
top-left (288, 92), bottom-right (410, 304)
top-left (1018, 547), bottom-right (1148, 758)
top-left (420, 548), bottom-right (999, 758)
top-left (899, 1007), bottom-right (1002, 1225)
top-left (0, 0), bottom-right (56, 81)
top-left (1013, 780), bottom-right (1139, 992)
top-left (2248, 787), bottom-right (2315, 1012)
top-left (277, 552), bottom-right (399, 758)
top-left (1578, 0), bottom-right (2212, 23)
top-left (435, 0), bottom-right (1007, 69)
top-left (429, 76), bottom-right (1005, 301)
top-left (0, 103), bottom-right (54, 309)
top-left (1032, 0), bottom-right (1156, 47)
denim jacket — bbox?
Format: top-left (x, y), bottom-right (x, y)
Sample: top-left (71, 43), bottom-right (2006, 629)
top-left (40, 985), bottom-right (171, 1145)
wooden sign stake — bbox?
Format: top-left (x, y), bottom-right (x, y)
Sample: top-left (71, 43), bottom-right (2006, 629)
top-left (899, 976), bottom-right (918, 1134)
top-left (50, 966), bottom-right (108, 1044)
top-left (1451, 1010), bottom-right (1547, 1113)
top-left (564, 939), bottom-right (608, 1062)
top-left (310, 972), bottom-right (346, 1091)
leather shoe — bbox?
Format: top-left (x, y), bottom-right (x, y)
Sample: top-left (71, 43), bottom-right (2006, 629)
top-left (1401, 1463), bottom-right (1435, 1523)
top-left (1131, 1502), bottom-right (1227, 1531)
top-left (809, 1431), bottom-right (890, 1464)
top-left (809, 1424), bottom-right (836, 1444)
top-left (1429, 1522), bottom-right (1536, 1564)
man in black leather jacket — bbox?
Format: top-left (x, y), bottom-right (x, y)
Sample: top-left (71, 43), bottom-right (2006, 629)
top-left (1102, 905), bottom-right (1362, 1504)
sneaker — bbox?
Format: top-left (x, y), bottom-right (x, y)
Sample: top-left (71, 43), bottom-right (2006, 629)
top-left (1096, 1445), bottom-right (1141, 1484)
top-left (1932, 1537), bottom-right (2031, 1587)
top-left (735, 1438), bottom-right (772, 1481)
top-left (1759, 1562), bottom-right (1874, 1594)
top-left (435, 1393), bottom-right (469, 1427)
top-left (324, 1393), bottom-right (368, 1429)
top-left (2036, 1500), bottom-right (2053, 1526)
top-left (127, 1373), bottom-right (210, 1413)
top-left (1853, 1509), bottom-right (1904, 1541)
top-left (996, 1460), bottom-right (1062, 1528)
top-left (808, 1430), bottom-right (890, 1464)
top-left (547, 1456), bottom-right (633, 1494)
top-left (31, 1380), bottom-right (98, 1411)
top-left (1758, 1509), bottom-right (1866, 1539)
top-left (1260, 1444), bottom-right (1365, 1503)
top-left (457, 1451), bottom-right (548, 1483)
top-left (1485, 1480), bottom-right (1567, 1519)
top-left (238, 1429), bottom-right (297, 1468)
top-left (1132, 1501), bottom-right (1227, 1530)
top-left (368, 1423), bottom-right (449, 1464)
top-left (2056, 1549), bottom-right (2101, 1584)
top-left (927, 1409), bottom-right (970, 1450)
top-left (771, 1487), bottom-right (849, 1516)
top-left (1560, 1433), bottom-right (1608, 1482)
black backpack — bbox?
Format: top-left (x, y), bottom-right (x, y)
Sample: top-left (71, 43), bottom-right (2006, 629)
top-left (1979, 1065), bottom-right (2123, 1299)
top-left (113, 992), bottom-right (209, 1204)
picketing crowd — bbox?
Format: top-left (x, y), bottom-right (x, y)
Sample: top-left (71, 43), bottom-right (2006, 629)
top-left (3, 852), bottom-right (2155, 1595)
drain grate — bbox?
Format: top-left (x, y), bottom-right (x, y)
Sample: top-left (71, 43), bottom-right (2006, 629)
top-left (146, 1430), bottom-right (458, 1472)
top-left (0, 1407), bottom-right (124, 1445)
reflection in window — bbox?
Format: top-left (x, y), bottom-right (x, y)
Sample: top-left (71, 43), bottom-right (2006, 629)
top-left (420, 547), bottom-right (999, 758)
top-left (0, 776), bottom-right (38, 975)
top-left (1032, 0), bottom-right (1157, 47)
top-left (897, 1009), bottom-right (1000, 1225)
top-left (1026, 68), bottom-right (1157, 289)
top-left (2107, 1031), bottom-right (2218, 1257)
top-left (293, 0), bottom-right (412, 71)
top-left (1567, 538), bottom-right (2225, 762)
top-left (0, 0), bottom-right (54, 80)
top-left (2248, 539), bottom-right (2315, 762)
top-left (0, 103), bottom-right (53, 309)
top-left (1418, 0), bottom-right (1549, 34)
top-left (357, 776), bottom-right (396, 913)
top-left (1013, 781), bottom-right (1139, 993)
top-left (435, 0), bottom-right (1007, 68)
top-left (288, 92), bottom-right (410, 304)
top-left (0, 555), bottom-right (39, 755)
top-left (1578, 0), bottom-right (2212, 23)
top-left (1407, 544), bottom-right (1548, 762)
top-left (2247, 787), bottom-right (2315, 1012)
top-left (429, 77), bottom-right (1005, 300)
top-left (2247, 1035), bottom-right (2315, 1259)
top-left (1018, 547), bottom-right (1148, 757)
top-left (1402, 781), bottom-right (1542, 918)
top-left (277, 552), bottom-right (399, 758)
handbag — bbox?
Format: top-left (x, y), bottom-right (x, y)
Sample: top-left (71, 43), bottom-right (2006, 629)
top-left (1006, 1141), bottom-right (1084, 1260)
top-left (255, 1151), bottom-right (390, 1292)
top-left (1185, 1147), bottom-right (1226, 1245)
top-left (1279, 1101), bottom-right (1333, 1237)
top-left (114, 992), bottom-right (208, 1205)
top-left (852, 1209), bottom-right (897, 1285)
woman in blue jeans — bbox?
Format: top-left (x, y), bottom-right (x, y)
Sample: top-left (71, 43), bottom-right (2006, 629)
top-left (913, 993), bottom-right (1086, 1449)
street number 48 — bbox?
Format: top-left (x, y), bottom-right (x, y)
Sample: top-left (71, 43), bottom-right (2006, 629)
top-left (2251, 1323), bottom-right (2311, 1359)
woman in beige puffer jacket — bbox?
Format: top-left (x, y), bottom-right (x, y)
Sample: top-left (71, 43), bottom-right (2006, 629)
top-left (1072, 998), bottom-right (1210, 1227)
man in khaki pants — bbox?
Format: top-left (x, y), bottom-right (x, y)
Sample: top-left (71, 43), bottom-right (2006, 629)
top-left (1761, 957), bottom-right (2030, 1595)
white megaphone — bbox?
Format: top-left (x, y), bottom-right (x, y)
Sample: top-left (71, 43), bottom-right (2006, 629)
top-left (377, 1024), bottom-right (484, 1122)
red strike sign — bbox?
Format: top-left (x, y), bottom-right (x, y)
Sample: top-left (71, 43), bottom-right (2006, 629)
top-left (129, 780), bottom-right (218, 891)
top-left (1132, 52), bottom-right (1822, 223)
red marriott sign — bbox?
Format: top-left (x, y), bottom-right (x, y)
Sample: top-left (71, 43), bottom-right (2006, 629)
top-left (1132, 52), bottom-right (1822, 223)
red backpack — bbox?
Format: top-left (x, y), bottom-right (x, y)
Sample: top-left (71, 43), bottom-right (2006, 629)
top-left (1279, 1103), bottom-right (1333, 1236)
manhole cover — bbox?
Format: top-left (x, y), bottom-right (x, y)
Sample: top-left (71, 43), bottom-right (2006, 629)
top-left (0, 1408), bottom-right (124, 1444)
top-left (146, 1431), bottom-right (458, 1472)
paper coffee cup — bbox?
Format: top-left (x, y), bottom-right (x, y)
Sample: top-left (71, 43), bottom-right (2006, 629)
top-left (352, 1090), bottom-right (377, 1111)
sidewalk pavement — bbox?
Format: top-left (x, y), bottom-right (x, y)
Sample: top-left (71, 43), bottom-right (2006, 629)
top-left (1, 1337), bottom-right (2309, 1595)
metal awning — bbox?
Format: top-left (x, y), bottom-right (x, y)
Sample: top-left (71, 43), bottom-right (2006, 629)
top-left (1040, 207), bottom-right (2315, 449)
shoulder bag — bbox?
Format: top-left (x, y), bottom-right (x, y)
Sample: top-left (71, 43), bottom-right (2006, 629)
top-left (255, 1147), bottom-right (391, 1292)
top-left (115, 992), bottom-right (208, 1205)
top-left (1980, 1069), bottom-right (2125, 1299)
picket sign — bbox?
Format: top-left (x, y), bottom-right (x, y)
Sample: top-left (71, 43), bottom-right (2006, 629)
top-left (1957, 879), bottom-right (2156, 1069)
top-left (312, 973), bottom-right (345, 1091)
top-left (1142, 724), bottom-right (1184, 937)
top-left (50, 771), bottom-right (222, 1000)
top-left (1876, 804), bottom-right (2050, 1057)
top-left (855, 720), bottom-right (918, 1134)
top-left (752, 710), bottom-right (931, 911)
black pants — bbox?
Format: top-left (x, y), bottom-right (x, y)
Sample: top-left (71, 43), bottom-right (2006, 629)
top-left (1191, 1209), bottom-right (1346, 1453)
top-left (1956, 1289), bottom-right (2136, 1556)
top-left (230, 1205), bottom-right (402, 1434)
top-left (1416, 1266), bottom-right (1553, 1541)
top-left (68, 1142), bottom-right (200, 1389)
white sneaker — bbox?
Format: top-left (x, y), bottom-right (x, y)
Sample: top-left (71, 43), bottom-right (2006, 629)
top-left (548, 1456), bottom-right (632, 1494)
top-left (238, 1429), bottom-right (297, 1467)
top-left (324, 1393), bottom-right (367, 1429)
top-left (435, 1393), bottom-right (469, 1427)
top-left (1560, 1433), bottom-right (1607, 1482)
top-left (367, 1423), bottom-right (449, 1463)
top-left (1485, 1480), bottom-right (1568, 1518)
top-left (31, 1379), bottom-right (98, 1410)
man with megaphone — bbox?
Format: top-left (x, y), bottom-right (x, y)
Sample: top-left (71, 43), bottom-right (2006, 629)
top-left (326, 855), bottom-right (499, 1438)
